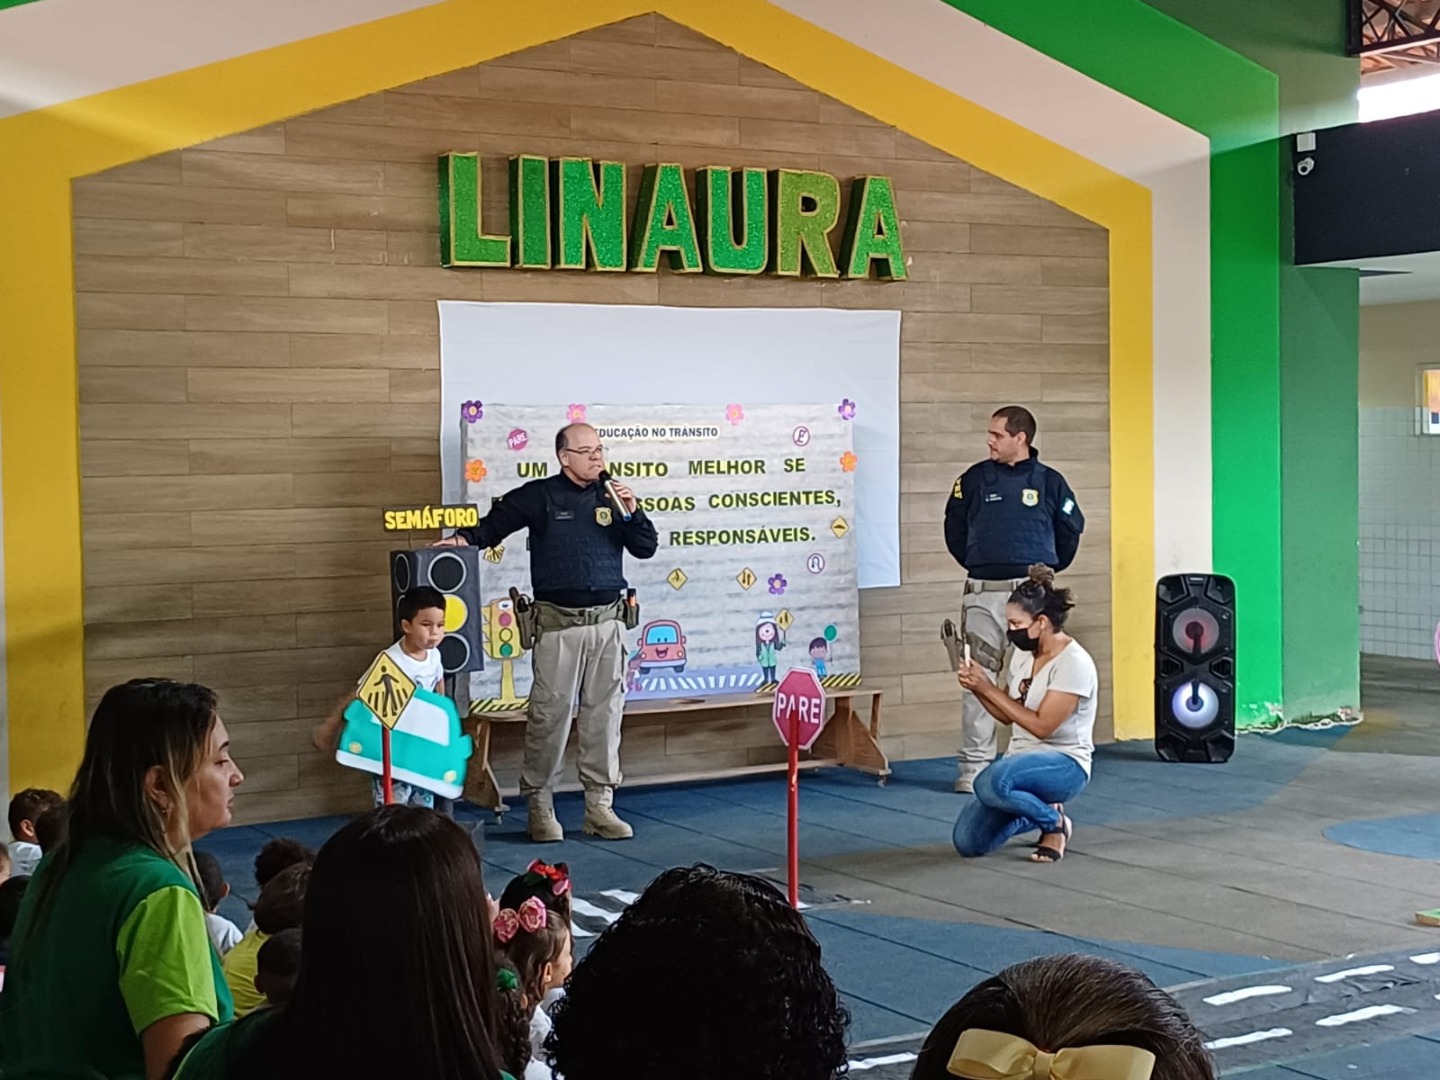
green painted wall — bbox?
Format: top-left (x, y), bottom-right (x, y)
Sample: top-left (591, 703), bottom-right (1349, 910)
top-left (1143, 0), bottom-right (1362, 722)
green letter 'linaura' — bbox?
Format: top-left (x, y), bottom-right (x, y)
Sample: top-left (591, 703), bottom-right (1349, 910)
top-left (697, 167), bottom-right (767, 275)
top-left (841, 176), bottom-right (906, 280)
top-left (769, 169), bottom-right (840, 278)
top-left (439, 153), bottom-right (511, 268)
top-left (509, 154), bottom-right (552, 269)
top-left (629, 164), bottom-right (702, 272)
top-left (553, 158), bottom-right (627, 271)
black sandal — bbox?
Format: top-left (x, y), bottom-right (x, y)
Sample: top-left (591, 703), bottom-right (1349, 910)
top-left (1030, 812), bottom-right (1071, 863)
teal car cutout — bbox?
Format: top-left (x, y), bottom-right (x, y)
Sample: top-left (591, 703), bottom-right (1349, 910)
top-left (335, 686), bottom-right (473, 800)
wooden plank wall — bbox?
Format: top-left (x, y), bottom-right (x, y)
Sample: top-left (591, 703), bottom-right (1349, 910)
top-left (73, 14), bottom-right (1111, 824)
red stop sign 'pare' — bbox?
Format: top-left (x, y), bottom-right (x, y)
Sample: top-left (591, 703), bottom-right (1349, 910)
top-left (772, 667), bottom-right (828, 750)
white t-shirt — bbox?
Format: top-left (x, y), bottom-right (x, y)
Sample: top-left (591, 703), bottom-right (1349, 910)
top-left (379, 641), bottom-right (443, 693)
top-left (8, 840), bottom-right (42, 878)
top-left (205, 911), bottom-right (243, 956)
top-left (1005, 639), bottom-right (1099, 776)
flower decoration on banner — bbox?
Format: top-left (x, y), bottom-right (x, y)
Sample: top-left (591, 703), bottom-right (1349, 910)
top-left (466, 459), bottom-right (488, 483)
top-left (768, 573), bottom-right (788, 597)
top-left (839, 451), bottom-right (858, 473)
top-left (838, 398), bottom-right (857, 421)
top-left (524, 859), bottom-right (572, 897)
top-left (567, 403), bottom-right (588, 423)
top-left (461, 400), bottom-right (484, 424)
top-left (726, 404), bottom-right (745, 425)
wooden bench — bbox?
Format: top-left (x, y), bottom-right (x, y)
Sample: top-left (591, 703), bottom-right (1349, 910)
top-left (463, 686), bottom-right (890, 821)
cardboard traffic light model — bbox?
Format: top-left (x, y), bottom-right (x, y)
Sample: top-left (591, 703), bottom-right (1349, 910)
top-left (390, 548), bottom-right (484, 675)
top-left (483, 596), bottom-right (528, 704)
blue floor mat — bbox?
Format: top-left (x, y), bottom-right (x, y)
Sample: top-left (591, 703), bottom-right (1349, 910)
top-left (1323, 814), bottom-right (1440, 861)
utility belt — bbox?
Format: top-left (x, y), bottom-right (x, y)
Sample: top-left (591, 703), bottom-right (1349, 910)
top-left (509, 588), bottom-right (640, 649)
top-left (964, 578), bottom-right (1025, 595)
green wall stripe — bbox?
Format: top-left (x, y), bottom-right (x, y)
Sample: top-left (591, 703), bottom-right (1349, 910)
top-left (943, 0), bottom-right (1284, 724)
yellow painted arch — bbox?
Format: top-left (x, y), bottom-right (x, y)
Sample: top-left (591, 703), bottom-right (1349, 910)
top-left (0, 0), bottom-right (1153, 791)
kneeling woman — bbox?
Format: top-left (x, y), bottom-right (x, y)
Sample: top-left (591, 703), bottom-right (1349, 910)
top-left (953, 566), bottom-right (1097, 863)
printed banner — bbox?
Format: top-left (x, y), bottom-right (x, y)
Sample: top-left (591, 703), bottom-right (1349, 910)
top-left (461, 403), bottom-right (861, 709)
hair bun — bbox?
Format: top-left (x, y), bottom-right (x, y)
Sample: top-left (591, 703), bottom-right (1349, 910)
top-left (1026, 564), bottom-right (1056, 588)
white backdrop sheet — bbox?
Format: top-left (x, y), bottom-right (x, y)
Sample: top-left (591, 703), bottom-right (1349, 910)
top-left (438, 302), bottom-right (901, 588)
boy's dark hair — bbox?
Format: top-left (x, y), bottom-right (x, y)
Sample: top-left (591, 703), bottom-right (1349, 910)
top-left (254, 862), bottom-right (311, 936)
top-left (550, 864), bottom-right (849, 1080)
top-left (809, 637), bottom-right (827, 651)
top-left (911, 955), bottom-right (1215, 1080)
top-left (397, 586), bottom-right (447, 625)
top-left (9, 788), bottom-right (64, 840)
top-left (0, 875), bottom-right (31, 942)
top-left (257, 927), bottom-right (303, 979)
top-left (254, 838), bottom-right (315, 890)
top-left (35, 802), bottom-right (68, 853)
top-left (194, 851), bottom-right (227, 912)
top-left (992, 405), bottom-right (1038, 446)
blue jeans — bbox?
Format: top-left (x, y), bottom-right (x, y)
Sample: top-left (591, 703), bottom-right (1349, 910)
top-left (952, 751), bottom-right (1088, 858)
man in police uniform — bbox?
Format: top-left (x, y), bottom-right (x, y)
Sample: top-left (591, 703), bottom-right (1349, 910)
top-left (437, 423), bottom-right (658, 841)
top-left (944, 406), bottom-right (1084, 792)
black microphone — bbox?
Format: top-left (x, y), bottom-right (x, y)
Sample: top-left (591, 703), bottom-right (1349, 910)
top-left (598, 469), bottom-right (633, 522)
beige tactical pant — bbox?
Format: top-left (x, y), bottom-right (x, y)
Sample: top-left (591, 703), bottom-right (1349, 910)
top-left (958, 586), bottom-right (1013, 778)
top-left (522, 618), bottom-right (626, 797)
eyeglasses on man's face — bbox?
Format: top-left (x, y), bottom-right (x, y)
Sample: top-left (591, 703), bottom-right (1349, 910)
top-left (562, 445), bottom-right (606, 459)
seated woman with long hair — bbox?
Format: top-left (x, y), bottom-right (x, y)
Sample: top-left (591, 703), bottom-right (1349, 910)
top-left (954, 565), bottom-right (1098, 863)
top-left (174, 805), bottom-right (510, 1080)
top-left (0, 679), bottom-right (244, 1080)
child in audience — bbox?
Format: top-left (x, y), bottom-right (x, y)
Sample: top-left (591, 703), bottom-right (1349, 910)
top-left (34, 802), bottom-right (67, 854)
top-left (224, 861), bottom-right (310, 1016)
top-left (0, 875), bottom-right (31, 975)
top-left (910, 954), bottom-right (1215, 1080)
top-left (248, 838), bottom-right (315, 932)
top-left (195, 851), bottom-right (243, 956)
top-left (314, 586), bottom-right (450, 810)
top-left (549, 864), bottom-right (849, 1080)
top-left (496, 861), bottom-right (575, 1080)
top-left (7, 789), bottom-right (63, 876)
top-left (494, 961), bottom-right (535, 1079)
top-left (253, 928), bottom-right (302, 1008)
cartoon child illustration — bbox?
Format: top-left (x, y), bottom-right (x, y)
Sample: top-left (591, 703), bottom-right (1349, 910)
top-left (756, 612), bottom-right (785, 683)
top-left (625, 643), bottom-right (645, 694)
top-left (808, 636), bottom-right (830, 679)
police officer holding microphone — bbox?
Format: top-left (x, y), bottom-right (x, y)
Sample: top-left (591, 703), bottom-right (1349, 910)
top-left (944, 406), bottom-right (1084, 793)
top-left (436, 423), bottom-right (657, 841)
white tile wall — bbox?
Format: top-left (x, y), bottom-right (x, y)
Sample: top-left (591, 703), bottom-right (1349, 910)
top-left (1359, 406), bottom-right (1440, 660)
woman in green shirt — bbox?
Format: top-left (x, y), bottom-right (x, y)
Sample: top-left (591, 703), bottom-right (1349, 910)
top-left (176, 805), bottom-right (511, 1080)
top-left (0, 679), bottom-right (245, 1080)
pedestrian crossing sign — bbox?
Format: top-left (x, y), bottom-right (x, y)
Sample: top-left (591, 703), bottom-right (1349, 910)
top-left (356, 651), bottom-right (417, 730)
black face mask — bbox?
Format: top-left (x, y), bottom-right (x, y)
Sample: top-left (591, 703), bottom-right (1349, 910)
top-left (1008, 625), bottom-right (1040, 653)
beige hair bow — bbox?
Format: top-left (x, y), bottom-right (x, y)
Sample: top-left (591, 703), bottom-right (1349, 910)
top-left (946, 1029), bottom-right (1157, 1080)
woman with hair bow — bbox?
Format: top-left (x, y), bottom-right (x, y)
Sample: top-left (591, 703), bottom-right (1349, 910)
top-left (910, 954), bottom-right (1215, 1080)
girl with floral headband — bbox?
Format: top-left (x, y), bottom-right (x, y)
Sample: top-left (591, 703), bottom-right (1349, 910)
top-left (494, 862), bottom-right (574, 1080)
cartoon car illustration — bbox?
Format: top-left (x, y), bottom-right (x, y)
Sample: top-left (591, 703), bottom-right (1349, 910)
top-left (336, 687), bottom-right (473, 800)
top-left (637, 619), bottom-right (687, 674)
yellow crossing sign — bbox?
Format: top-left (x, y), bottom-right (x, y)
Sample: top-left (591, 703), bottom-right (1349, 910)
top-left (356, 651), bottom-right (417, 730)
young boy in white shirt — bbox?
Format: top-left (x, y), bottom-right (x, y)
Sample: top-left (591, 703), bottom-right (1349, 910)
top-left (7, 789), bottom-right (63, 877)
top-left (316, 586), bottom-right (448, 809)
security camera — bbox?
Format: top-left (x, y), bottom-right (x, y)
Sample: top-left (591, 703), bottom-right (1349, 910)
top-left (1296, 157), bottom-right (1315, 177)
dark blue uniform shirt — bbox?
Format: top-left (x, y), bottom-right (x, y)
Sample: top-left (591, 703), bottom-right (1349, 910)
top-left (458, 474), bottom-right (658, 607)
top-left (943, 449), bottom-right (1084, 580)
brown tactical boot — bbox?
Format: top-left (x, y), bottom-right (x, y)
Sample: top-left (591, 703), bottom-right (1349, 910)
top-left (582, 787), bottom-right (633, 840)
top-left (527, 793), bottom-right (564, 843)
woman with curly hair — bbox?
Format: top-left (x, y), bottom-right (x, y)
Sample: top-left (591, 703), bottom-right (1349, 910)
top-left (911, 954), bottom-right (1214, 1080)
top-left (954, 565), bottom-right (1098, 863)
top-left (548, 864), bottom-right (849, 1080)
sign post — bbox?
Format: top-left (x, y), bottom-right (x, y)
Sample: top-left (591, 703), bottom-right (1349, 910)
top-left (356, 652), bottom-right (418, 806)
top-left (773, 667), bottom-right (827, 909)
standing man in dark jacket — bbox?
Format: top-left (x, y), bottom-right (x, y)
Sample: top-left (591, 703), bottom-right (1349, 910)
top-left (943, 406), bottom-right (1084, 792)
top-left (437, 423), bottom-right (658, 841)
